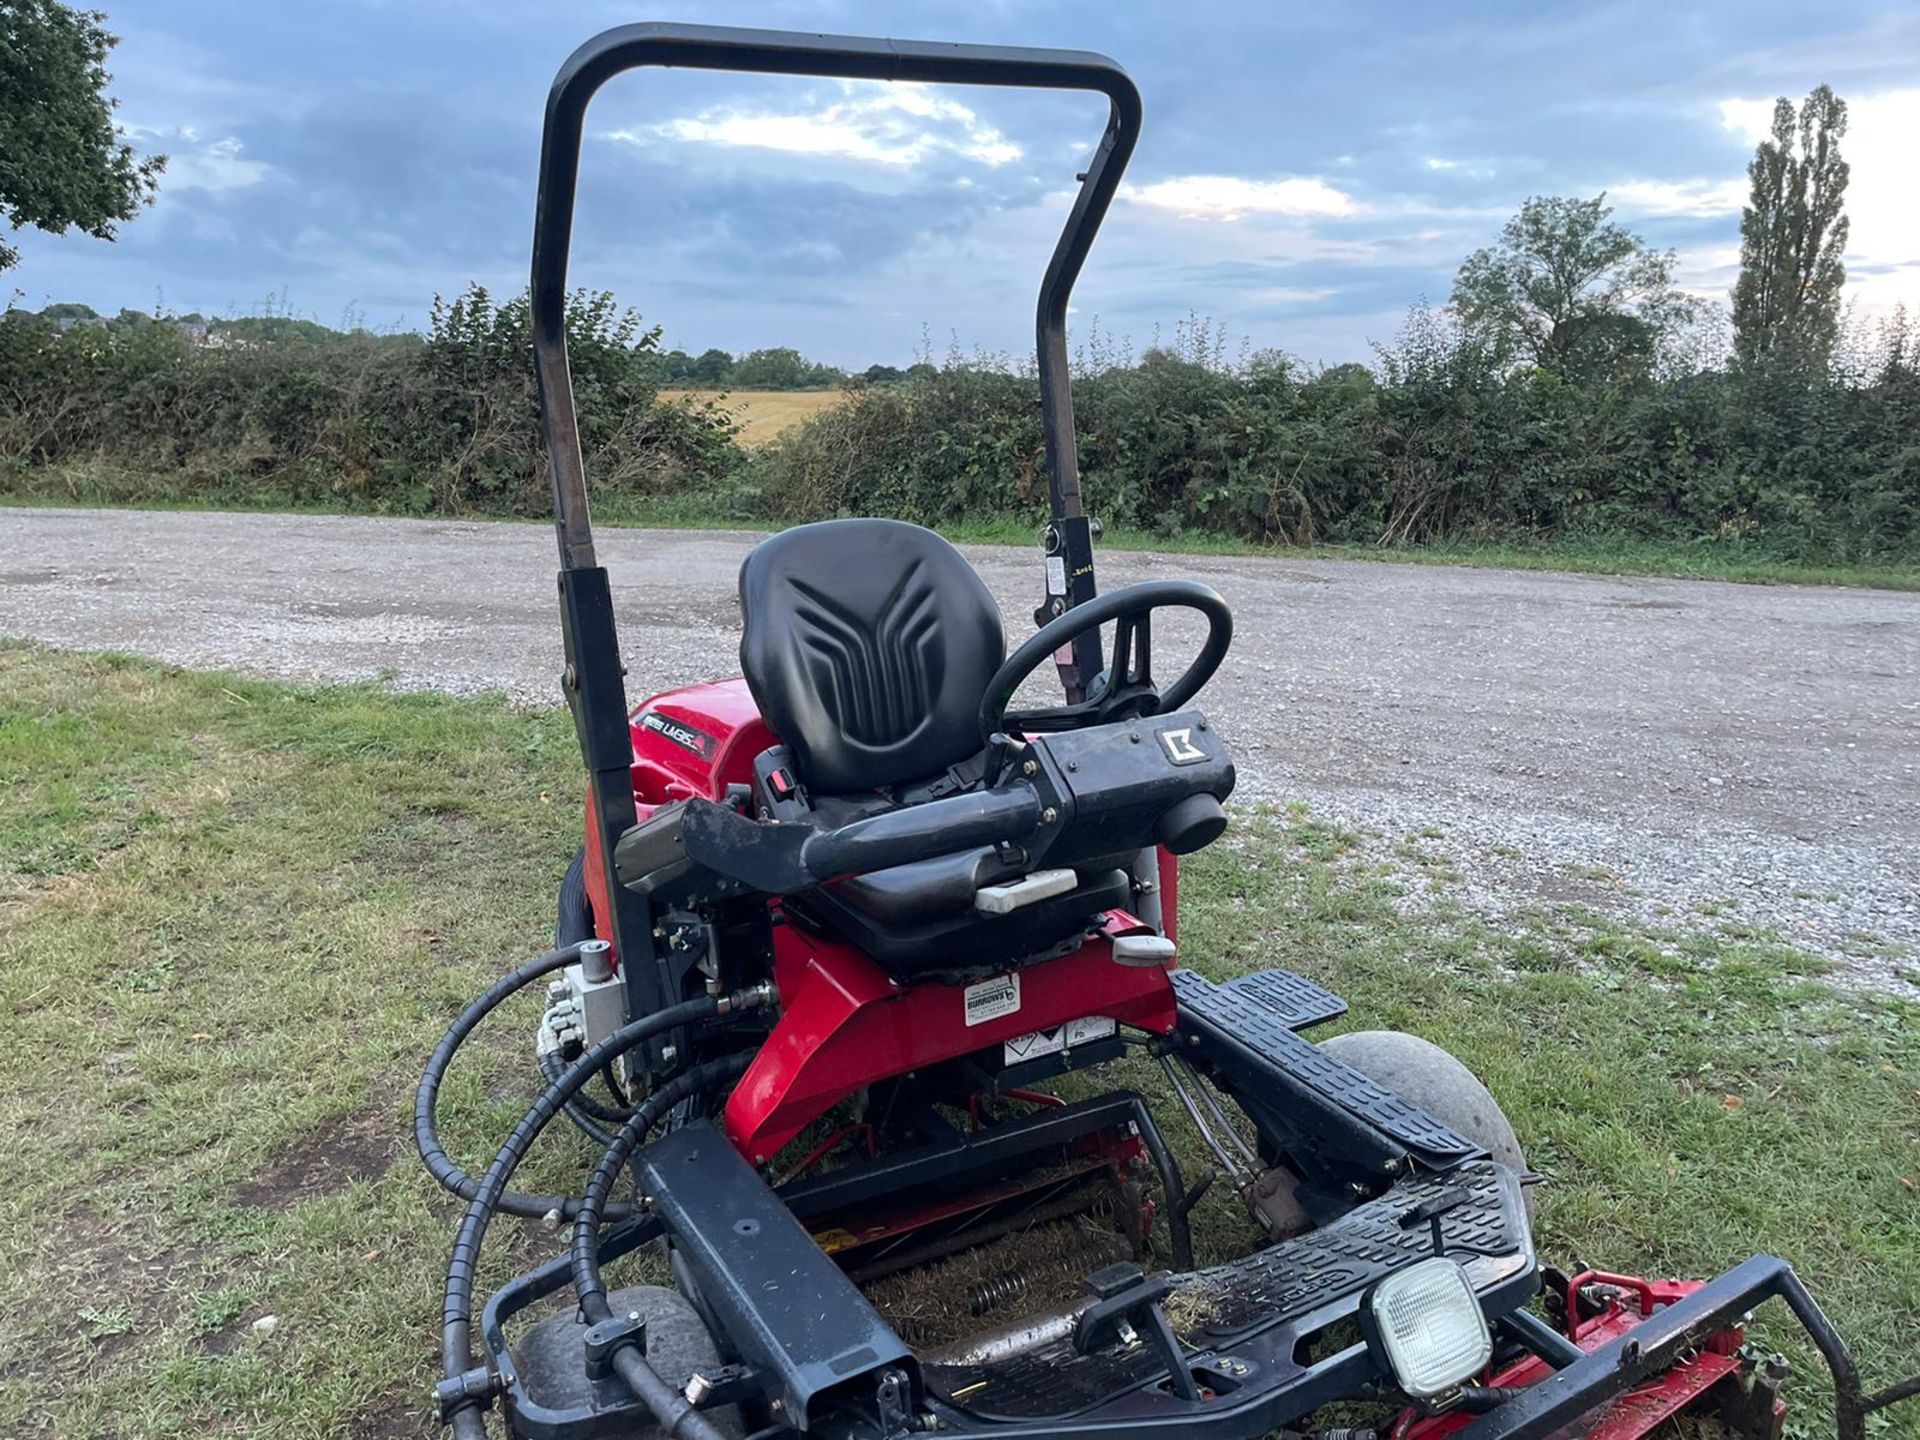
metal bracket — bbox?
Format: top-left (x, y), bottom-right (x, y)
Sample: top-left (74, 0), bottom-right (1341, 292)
top-left (685, 1362), bottom-right (764, 1410)
top-left (582, 1309), bottom-right (647, 1382)
top-left (1073, 1264), bottom-right (1204, 1402)
top-left (433, 1366), bottom-right (500, 1423)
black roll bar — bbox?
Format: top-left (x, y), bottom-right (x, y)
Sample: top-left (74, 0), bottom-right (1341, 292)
top-left (531, 21), bottom-right (1143, 579)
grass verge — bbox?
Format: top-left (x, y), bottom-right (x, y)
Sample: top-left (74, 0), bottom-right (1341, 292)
top-left (1, 643), bottom-right (1915, 1437)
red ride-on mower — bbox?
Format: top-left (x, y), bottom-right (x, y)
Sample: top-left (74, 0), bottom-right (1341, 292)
top-left (415, 22), bottom-right (1920, 1440)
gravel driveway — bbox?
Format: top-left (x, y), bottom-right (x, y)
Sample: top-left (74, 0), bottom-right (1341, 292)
top-left (4, 507), bottom-right (1915, 989)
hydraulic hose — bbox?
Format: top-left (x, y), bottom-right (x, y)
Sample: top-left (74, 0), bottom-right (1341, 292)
top-left (439, 992), bottom-right (767, 1410)
top-left (415, 944), bottom-right (593, 1220)
top-left (537, 1047), bottom-right (622, 1148)
top-left (414, 943), bottom-right (644, 1215)
top-left (571, 1054), bottom-right (755, 1321)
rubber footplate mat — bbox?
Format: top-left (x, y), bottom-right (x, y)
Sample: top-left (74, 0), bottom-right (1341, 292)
top-left (1170, 969), bottom-right (1477, 1163)
top-left (1219, 967), bottom-right (1347, 1030)
top-left (926, 1161), bottom-right (1527, 1420)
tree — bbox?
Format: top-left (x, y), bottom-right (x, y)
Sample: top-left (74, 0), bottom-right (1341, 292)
top-left (0, 2), bottom-right (164, 273)
top-left (1451, 195), bottom-right (1694, 382)
top-left (730, 346), bottom-right (843, 388)
top-left (1732, 85), bottom-right (1849, 377)
top-left (688, 347), bottom-right (733, 385)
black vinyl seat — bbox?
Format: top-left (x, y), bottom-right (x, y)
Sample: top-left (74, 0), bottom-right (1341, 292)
top-left (737, 520), bottom-right (1128, 978)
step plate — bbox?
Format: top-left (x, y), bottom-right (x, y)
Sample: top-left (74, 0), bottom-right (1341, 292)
top-left (1171, 969), bottom-right (1477, 1163)
top-left (927, 1160), bottom-right (1528, 1420)
top-left (1219, 967), bottom-right (1348, 1031)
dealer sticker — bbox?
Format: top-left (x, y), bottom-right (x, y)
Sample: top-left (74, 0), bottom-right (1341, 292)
top-left (963, 973), bottom-right (1021, 1026)
top-left (1002, 1015), bottom-right (1117, 1063)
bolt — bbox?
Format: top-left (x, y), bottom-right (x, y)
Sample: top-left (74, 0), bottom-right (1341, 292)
top-left (1041, 807), bottom-right (1058, 824)
top-left (628, 1310), bottom-right (643, 1323)
top-left (660, 1044), bottom-right (678, 1064)
top-left (1067, 760), bottom-right (1078, 772)
top-left (1022, 760), bottom-right (1037, 776)
top-left (1129, 732), bottom-right (1141, 744)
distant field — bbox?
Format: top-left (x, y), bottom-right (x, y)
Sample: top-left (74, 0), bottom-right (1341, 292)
top-left (660, 387), bottom-right (845, 447)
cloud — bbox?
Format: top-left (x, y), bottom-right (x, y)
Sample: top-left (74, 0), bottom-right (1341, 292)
top-left (1716, 97), bottom-right (1777, 143)
top-left (1119, 175), bottom-right (1359, 222)
top-left (1608, 177), bottom-right (1748, 218)
top-left (1422, 156), bottom-right (1499, 181)
top-left (1244, 285), bottom-right (1339, 307)
top-left (617, 81), bottom-right (1022, 169)
top-left (125, 126), bottom-right (270, 194)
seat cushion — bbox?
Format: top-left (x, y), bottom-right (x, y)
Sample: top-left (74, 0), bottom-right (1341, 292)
top-left (830, 846), bottom-right (1026, 926)
top-left (738, 519), bottom-right (1005, 794)
top-left (789, 867), bottom-right (1132, 980)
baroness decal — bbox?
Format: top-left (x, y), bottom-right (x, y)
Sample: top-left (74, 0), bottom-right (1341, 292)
top-left (638, 710), bottom-right (718, 759)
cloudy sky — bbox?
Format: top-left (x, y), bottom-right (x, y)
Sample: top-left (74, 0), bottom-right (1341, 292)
top-left (12, 0), bottom-right (1919, 367)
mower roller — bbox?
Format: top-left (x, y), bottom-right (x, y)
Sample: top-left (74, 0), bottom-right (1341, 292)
top-left (416, 21), bottom-right (1920, 1440)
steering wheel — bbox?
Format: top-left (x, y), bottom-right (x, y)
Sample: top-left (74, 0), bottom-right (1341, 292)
top-left (979, 579), bottom-right (1233, 740)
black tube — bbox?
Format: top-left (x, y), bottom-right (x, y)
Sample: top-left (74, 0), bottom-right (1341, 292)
top-left (571, 1055), bottom-right (755, 1320)
top-left (530, 24), bottom-right (1141, 575)
top-left (1458, 1386), bottom-right (1525, 1413)
top-left (537, 1046), bottom-right (622, 1147)
top-left (801, 785), bottom-right (1042, 881)
top-left (1127, 1096), bottom-right (1194, 1271)
top-left (439, 996), bottom-right (734, 1398)
top-left (416, 944), bottom-right (618, 1220)
top-left (612, 1344), bottom-right (730, 1440)
top-left (1500, 1307), bottom-right (1587, 1370)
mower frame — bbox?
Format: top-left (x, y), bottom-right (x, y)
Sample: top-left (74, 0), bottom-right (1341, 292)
top-left (419, 20), bottom-right (1920, 1440)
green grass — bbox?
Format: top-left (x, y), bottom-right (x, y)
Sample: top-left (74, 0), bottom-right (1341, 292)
top-left (7, 477), bottom-right (1919, 591)
top-left (1, 645), bottom-right (1915, 1437)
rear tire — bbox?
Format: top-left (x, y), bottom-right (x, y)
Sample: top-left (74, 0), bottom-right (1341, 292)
top-left (1317, 1030), bottom-right (1533, 1223)
top-left (556, 845), bottom-right (592, 947)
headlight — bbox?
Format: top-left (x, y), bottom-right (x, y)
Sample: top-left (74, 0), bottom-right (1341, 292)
top-left (1361, 1257), bottom-right (1493, 1400)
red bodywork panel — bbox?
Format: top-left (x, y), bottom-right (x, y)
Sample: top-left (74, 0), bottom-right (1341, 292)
top-left (725, 922), bottom-right (1177, 1163)
top-left (1396, 1271), bottom-right (1772, 1440)
top-left (588, 675), bottom-right (1182, 1163)
top-left (583, 678), bottom-right (777, 965)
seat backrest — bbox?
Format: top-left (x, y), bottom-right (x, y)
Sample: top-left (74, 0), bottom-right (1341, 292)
top-left (738, 519), bottom-right (1005, 793)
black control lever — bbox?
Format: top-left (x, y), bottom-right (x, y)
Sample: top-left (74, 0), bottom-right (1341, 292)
top-left (677, 785), bottom-right (1045, 895)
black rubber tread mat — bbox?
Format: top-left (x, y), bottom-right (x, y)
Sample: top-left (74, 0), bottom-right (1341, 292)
top-left (926, 1161), bottom-right (1525, 1419)
top-left (1219, 967), bottom-right (1347, 1030)
top-left (1171, 969), bottom-right (1478, 1162)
